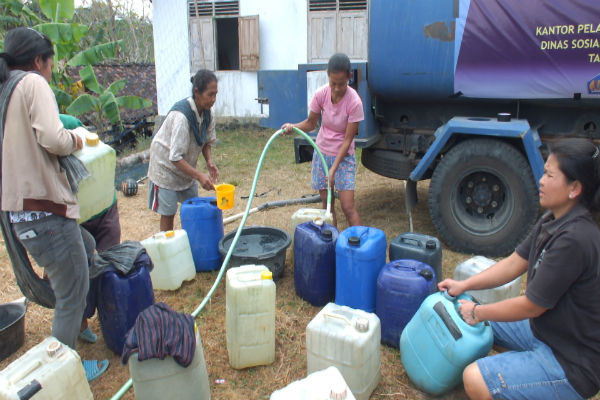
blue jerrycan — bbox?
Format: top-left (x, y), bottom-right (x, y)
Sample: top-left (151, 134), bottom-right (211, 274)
top-left (335, 226), bottom-right (386, 312)
top-left (375, 259), bottom-right (436, 347)
top-left (98, 264), bottom-right (155, 355)
top-left (294, 220), bottom-right (339, 306)
top-left (389, 232), bottom-right (442, 283)
top-left (180, 196), bottom-right (224, 271)
top-left (400, 291), bottom-right (493, 395)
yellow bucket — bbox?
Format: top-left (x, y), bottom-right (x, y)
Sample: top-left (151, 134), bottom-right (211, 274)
top-left (215, 184), bottom-right (235, 210)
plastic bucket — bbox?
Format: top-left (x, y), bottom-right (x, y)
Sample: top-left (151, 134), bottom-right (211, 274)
top-left (0, 299), bottom-right (26, 361)
top-left (218, 225), bottom-right (291, 281)
top-left (215, 184), bottom-right (235, 210)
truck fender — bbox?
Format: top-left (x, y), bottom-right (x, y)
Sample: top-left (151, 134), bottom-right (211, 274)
top-left (408, 116), bottom-right (545, 184)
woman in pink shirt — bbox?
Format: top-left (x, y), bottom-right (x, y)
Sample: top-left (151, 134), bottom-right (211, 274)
top-left (283, 53), bottom-right (364, 226)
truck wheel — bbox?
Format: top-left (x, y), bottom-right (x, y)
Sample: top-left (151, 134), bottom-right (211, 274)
top-left (428, 139), bottom-right (539, 257)
top-left (361, 148), bottom-right (413, 180)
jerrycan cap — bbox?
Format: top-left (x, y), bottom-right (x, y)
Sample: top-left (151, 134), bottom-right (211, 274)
top-left (313, 217), bottom-right (324, 226)
top-left (419, 268), bottom-right (434, 280)
top-left (85, 132), bottom-right (100, 146)
top-left (165, 230), bottom-right (175, 238)
top-left (329, 384), bottom-right (348, 400)
top-left (322, 229), bottom-right (333, 240)
top-left (261, 270), bottom-right (273, 280)
top-left (348, 236), bottom-right (360, 246)
top-left (355, 317), bottom-right (369, 332)
top-left (426, 240), bottom-right (437, 250)
top-left (210, 199), bottom-right (218, 206)
top-left (46, 340), bottom-right (63, 357)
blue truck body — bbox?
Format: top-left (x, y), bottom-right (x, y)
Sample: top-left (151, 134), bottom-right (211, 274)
top-left (283, 0), bottom-right (600, 256)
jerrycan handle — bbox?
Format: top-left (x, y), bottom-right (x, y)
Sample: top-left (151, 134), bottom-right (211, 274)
top-left (322, 312), bottom-right (352, 326)
top-left (400, 237), bottom-right (421, 247)
top-left (433, 301), bottom-right (462, 340)
top-left (441, 290), bottom-right (456, 302)
top-left (16, 380), bottom-right (42, 400)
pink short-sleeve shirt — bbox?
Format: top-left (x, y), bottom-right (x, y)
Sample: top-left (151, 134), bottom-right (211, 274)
top-left (309, 84), bottom-right (364, 157)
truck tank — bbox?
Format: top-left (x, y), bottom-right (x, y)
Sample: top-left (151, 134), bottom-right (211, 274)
top-left (368, 0), bottom-right (456, 100)
top-left (366, 0), bottom-right (600, 137)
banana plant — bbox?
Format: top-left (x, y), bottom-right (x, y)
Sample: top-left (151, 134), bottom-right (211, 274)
top-left (29, 0), bottom-right (123, 111)
top-left (3, 0), bottom-right (152, 132)
top-left (66, 65), bottom-right (151, 135)
top-left (0, 0), bottom-right (41, 35)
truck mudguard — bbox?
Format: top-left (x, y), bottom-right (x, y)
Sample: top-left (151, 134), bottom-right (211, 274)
top-left (409, 117), bottom-right (545, 184)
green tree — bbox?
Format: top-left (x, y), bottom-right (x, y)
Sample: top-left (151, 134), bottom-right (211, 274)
top-left (66, 64), bottom-right (151, 134)
top-left (1, 0), bottom-right (152, 134)
top-left (74, 0), bottom-right (154, 63)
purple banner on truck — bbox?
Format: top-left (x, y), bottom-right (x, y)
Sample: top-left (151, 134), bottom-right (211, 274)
top-left (455, 0), bottom-right (600, 99)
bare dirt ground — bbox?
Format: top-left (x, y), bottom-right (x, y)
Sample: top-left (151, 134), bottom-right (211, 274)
top-left (0, 130), bottom-right (487, 400)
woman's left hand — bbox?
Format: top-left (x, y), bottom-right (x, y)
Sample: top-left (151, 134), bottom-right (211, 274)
top-left (207, 162), bottom-right (219, 183)
top-left (458, 299), bottom-right (479, 326)
top-left (328, 166), bottom-right (337, 189)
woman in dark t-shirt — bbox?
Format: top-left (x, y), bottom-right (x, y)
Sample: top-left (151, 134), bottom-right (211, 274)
top-left (439, 138), bottom-right (600, 400)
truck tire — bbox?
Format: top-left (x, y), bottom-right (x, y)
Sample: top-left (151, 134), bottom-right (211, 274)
top-left (428, 139), bottom-right (539, 257)
top-left (361, 148), bottom-right (413, 180)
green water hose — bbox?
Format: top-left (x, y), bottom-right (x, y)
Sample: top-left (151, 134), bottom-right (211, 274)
top-left (110, 127), bottom-right (331, 399)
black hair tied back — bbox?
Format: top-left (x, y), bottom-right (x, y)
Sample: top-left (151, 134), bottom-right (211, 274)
top-left (0, 53), bottom-right (16, 66)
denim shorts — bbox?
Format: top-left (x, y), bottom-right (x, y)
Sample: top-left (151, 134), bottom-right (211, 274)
top-left (311, 151), bottom-right (356, 191)
top-left (477, 320), bottom-right (583, 400)
top-left (148, 180), bottom-right (198, 216)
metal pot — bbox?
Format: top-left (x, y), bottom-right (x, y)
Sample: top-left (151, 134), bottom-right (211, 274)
top-left (0, 297), bottom-right (27, 361)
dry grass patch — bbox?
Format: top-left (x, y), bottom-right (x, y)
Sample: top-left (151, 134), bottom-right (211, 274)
top-left (1, 128), bottom-right (496, 400)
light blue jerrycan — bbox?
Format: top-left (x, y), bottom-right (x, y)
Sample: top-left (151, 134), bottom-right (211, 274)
top-left (400, 291), bottom-right (493, 395)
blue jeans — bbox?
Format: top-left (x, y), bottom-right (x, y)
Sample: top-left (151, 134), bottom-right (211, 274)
top-left (477, 320), bottom-right (583, 400)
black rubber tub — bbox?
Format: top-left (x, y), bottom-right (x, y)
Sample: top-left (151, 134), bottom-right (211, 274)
top-left (0, 298), bottom-right (27, 361)
top-left (218, 225), bottom-right (291, 281)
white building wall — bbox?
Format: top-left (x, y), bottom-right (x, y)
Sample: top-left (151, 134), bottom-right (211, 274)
top-left (152, 0), bottom-right (192, 115)
top-left (152, 0), bottom-right (308, 118)
top-left (214, 0), bottom-right (308, 118)
top-left (214, 71), bottom-right (260, 117)
top-left (242, 0), bottom-right (308, 70)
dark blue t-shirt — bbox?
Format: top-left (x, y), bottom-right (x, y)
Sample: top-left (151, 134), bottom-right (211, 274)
top-left (517, 203), bottom-right (600, 398)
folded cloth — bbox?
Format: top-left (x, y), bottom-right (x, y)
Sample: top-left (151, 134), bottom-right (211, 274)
top-left (121, 302), bottom-right (196, 367)
top-left (89, 241), bottom-right (152, 279)
top-left (58, 154), bottom-right (90, 194)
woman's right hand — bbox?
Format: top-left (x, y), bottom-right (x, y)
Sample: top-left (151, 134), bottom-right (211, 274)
top-left (73, 133), bottom-right (83, 150)
top-left (280, 123), bottom-right (293, 135)
top-left (438, 278), bottom-right (467, 297)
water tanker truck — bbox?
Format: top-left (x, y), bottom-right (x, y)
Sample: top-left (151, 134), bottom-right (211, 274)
top-left (346, 0), bottom-right (600, 256)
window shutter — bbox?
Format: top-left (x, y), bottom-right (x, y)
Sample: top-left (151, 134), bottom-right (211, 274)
top-left (189, 17), bottom-right (215, 71)
top-left (338, 12), bottom-right (367, 60)
top-left (238, 15), bottom-right (259, 71)
top-left (308, 11), bottom-right (336, 63)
